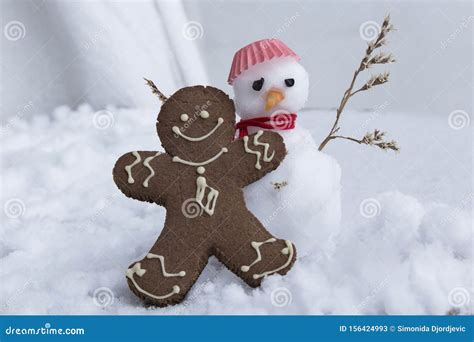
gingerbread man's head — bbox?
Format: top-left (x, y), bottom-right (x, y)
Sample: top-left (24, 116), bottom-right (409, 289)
top-left (156, 86), bottom-right (236, 160)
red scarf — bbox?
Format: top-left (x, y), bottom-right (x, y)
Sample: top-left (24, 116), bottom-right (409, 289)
top-left (235, 113), bottom-right (297, 139)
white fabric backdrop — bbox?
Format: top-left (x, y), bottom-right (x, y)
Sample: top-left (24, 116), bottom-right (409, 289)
top-left (1, 0), bottom-right (208, 120)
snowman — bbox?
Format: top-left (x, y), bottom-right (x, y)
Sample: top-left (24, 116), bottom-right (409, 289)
top-left (228, 39), bottom-right (342, 257)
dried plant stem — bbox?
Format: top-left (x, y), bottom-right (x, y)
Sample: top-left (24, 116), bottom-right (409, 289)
top-left (318, 68), bottom-right (361, 151)
top-left (318, 15), bottom-right (398, 152)
top-left (144, 78), bottom-right (168, 103)
top-left (331, 135), bottom-right (364, 144)
top-left (332, 130), bottom-right (399, 152)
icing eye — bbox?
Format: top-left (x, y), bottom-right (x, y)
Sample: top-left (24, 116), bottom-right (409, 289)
top-left (252, 78), bottom-right (264, 91)
top-left (180, 114), bottom-right (189, 122)
top-left (200, 110), bottom-right (209, 119)
top-left (284, 78), bottom-right (295, 87)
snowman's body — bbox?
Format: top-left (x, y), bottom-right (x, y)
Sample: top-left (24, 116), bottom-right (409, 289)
top-left (230, 40), bottom-right (342, 257)
top-left (243, 125), bottom-right (341, 257)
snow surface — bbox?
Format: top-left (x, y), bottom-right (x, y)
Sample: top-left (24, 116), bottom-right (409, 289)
top-left (1, 105), bottom-right (471, 315)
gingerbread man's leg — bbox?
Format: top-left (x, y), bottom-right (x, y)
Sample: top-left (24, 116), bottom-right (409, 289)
top-left (213, 211), bottom-right (297, 288)
top-left (125, 223), bottom-right (209, 307)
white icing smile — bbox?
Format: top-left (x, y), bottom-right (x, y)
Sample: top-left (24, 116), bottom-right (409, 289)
top-left (172, 147), bottom-right (228, 167)
top-left (172, 118), bottom-right (224, 142)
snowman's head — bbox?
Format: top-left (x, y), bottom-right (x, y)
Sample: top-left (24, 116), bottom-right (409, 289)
top-left (232, 57), bottom-right (309, 119)
top-left (228, 39), bottom-right (309, 120)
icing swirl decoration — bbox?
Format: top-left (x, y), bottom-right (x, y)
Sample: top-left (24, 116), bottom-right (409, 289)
top-left (241, 238), bottom-right (276, 272)
top-left (252, 240), bottom-right (294, 279)
top-left (243, 130), bottom-right (275, 170)
top-left (253, 130), bottom-right (275, 162)
top-left (243, 136), bottom-right (262, 169)
top-left (126, 263), bottom-right (180, 300)
top-left (172, 148), bottom-right (227, 217)
top-left (143, 152), bottom-right (161, 188)
top-left (174, 148), bottom-right (225, 217)
top-left (124, 151), bottom-right (141, 184)
top-left (195, 176), bottom-right (219, 216)
top-left (146, 253), bottom-right (186, 277)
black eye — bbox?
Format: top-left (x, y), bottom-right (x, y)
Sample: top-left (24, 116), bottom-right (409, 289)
top-left (252, 78), bottom-right (264, 91)
top-left (285, 78), bottom-right (295, 87)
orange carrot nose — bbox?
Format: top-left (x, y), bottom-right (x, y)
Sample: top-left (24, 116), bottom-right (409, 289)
top-left (265, 89), bottom-right (285, 111)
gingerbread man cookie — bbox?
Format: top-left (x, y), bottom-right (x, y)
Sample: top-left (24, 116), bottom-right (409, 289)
top-left (113, 85), bottom-right (297, 307)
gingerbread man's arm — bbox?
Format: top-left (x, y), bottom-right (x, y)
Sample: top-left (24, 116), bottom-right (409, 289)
top-left (113, 151), bottom-right (172, 205)
top-left (222, 130), bottom-right (287, 187)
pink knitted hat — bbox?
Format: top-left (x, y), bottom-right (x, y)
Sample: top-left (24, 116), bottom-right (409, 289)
top-left (227, 39), bottom-right (300, 85)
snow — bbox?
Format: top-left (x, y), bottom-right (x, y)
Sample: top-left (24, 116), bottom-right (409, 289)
top-left (1, 105), bottom-right (471, 315)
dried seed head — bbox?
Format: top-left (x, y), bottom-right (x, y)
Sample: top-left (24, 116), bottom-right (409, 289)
top-left (362, 52), bottom-right (395, 70)
top-left (382, 15), bottom-right (391, 30)
top-left (361, 129), bottom-right (400, 151)
top-left (144, 78), bottom-right (168, 103)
